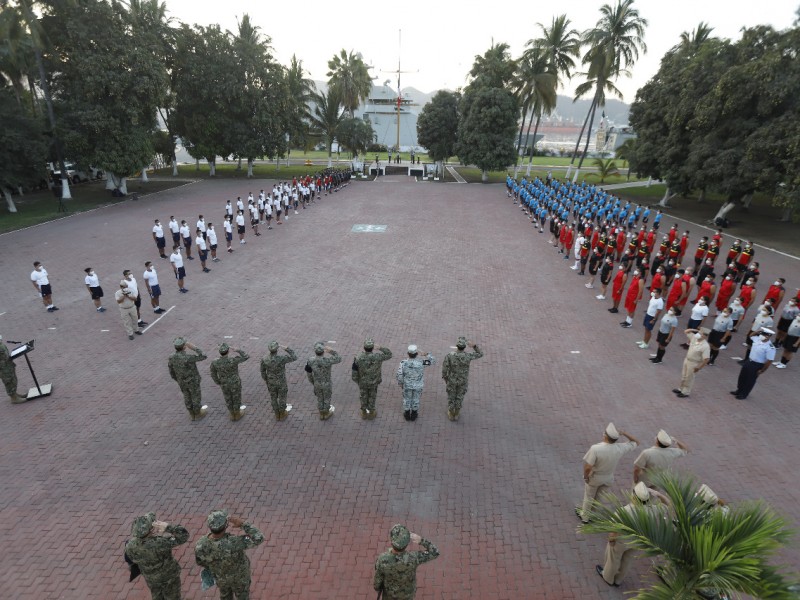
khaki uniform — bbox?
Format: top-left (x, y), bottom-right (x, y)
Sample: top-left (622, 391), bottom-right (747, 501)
top-left (633, 446), bottom-right (688, 487)
top-left (581, 440), bottom-right (638, 520)
top-left (679, 333), bottom-right (710, 395)
top-left (116, 288), bottom-right (139, 336)
top-left (601, 503), bottom-right (662, 585)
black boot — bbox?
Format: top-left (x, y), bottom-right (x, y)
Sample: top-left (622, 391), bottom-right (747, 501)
top-left (403, 410), bottom-right (411, 421)
top-left (410, 410), bottom-right (418, 421)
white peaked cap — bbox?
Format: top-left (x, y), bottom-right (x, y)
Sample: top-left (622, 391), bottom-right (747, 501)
top-left (698, 484), bottom-right (718, 505)
top-left (634, 482), bottom-right (650, 501)
top-left (605, 422), bottom-right (619, 440)
top-left (657, 430), bottom-right (672, 446)
top-left (407, 344), bottom-right (418, 353)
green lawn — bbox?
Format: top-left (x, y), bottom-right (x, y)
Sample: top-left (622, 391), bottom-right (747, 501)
top-left (0, 179), bottom-right (190, 234)
top-left (159, 163), bottom-right (367, 180)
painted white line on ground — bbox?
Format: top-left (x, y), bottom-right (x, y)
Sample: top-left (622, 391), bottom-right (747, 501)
top-left (571, 351), bottom-right (581, 354)
top-left (141, 306), bottom-right (175, 333)
top-left (48, 327), bottom-right (57, 330)
top-left (249, 336), bottom-right (259, 340)
top-left (224, 336), bottom-right (233, 339)
top-left (100, 329), bottom-right (109, 332)
top-left (0, 312), bottom-right (6, 316)
top-left (327, 340), bottom-right (336, 344)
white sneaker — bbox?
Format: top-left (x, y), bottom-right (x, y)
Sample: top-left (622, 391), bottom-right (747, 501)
top-left (775, 363), bottom-right (787, 369)
top-left (201, 405), bottom-right (208, 410)
top-left (285, 215), bottom-right (289, 220)
top-left (286, 404), bottom-right (293, 412)
top-left (585, 283), bottom-right (594, 289)
top-left (570, 265), bottom-right (578, 270)
top-left (595, 294), bottom-right (605, 300)
top-left (328, 405), bottom-right (335, 413)
top-left (294, 210), bottom-right (298, 215)
top-left (239, 405), bottom-right (247, 412)
top-left (719, 344), bottom-right (727, 350)
top-left (742, 342), bottom-right (748, 347)
top-left (650, 354), bottom-right (658, 358)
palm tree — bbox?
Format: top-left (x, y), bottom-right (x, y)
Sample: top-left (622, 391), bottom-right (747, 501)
top-left (580, 472), bottom-right (799, 598)
top-left (568, 0), bottom-right (648, 181)
top-left (307, 90), bottom-right (345, 167)
top-left (0, 5), bottom-right (37, 113)
top-left (285, 54), bottom-right (316, 153)
top-left (326, 49), bottom-right (372, 118)
top-left (679, 22), bottom-right (714, 54)
top-left (615, 137), bottom-right (636, 180)
top-left (512, 49), bottom-right (556, 176)
top-left (591, 157), bottom-right (619, 183)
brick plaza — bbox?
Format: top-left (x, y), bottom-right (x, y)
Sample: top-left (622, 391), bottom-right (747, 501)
top-left (0, 176), bottom-right (798, 599)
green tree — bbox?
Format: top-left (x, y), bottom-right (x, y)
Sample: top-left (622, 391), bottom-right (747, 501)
top-left (569, 0), bottom-right (648, 182)
top-left (591, 157), bottom-right (619, 183)
top-left (172, 24), bottom-right (238, 176)
top-left (326, 49), bottom-right (372, 118)
top-left (513, 48), bottom-right (557, 175)
top-left (336, 117), bottom-right (373, 158)
top-left (416, 89), bottom-right (460, 173)
top-left (285, 54), bottom-right (316, 153)
top-left (679, 21), bottom-right (714, 53)
top-left (41, 0), bottom-right (168, 193)
top-left (580, 472), bottom-right (799, 598)
top-left (456, 87), bottom-right (518, 181)
top-left (467, 42), bottom-right (517, 90)
top-left (614, 137), bottom-right (636, 180)
top-left (0, 86), bottom-right (48, 212)
top-left (307, 90), bottom-right (345, 167)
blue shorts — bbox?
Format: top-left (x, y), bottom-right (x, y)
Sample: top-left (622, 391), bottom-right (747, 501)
top-left (40, 284), bottom-right (52, 296)
top-left (175, 267), bottom-right (185, 279)
top-left (226, 232), bottom-right (232, 241)
top-left (155, 237), bottom-right (166, 249)
top-left (198, 249), bottom-right (207, 261)
top-left (172, 232), bottom-right (180, 243)
top-left (643, 314), bottom-right (656, 331)
top-left (150, 284), bottom-right (161, 298)
top-left (183, 237), bottom-right (191, 248)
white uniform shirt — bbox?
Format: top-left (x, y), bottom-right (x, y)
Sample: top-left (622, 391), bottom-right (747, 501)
top-left (646, 296), bottom-right (665, 317)
top-left (169, 219), bottom-right (179, 234)
top-left (225, 202), bottom-right (233, 216)
top-left (179, 224), bottom-right (190, 239)
top-left (236, 198), bottom-right (244, 212)
top-left (85, 272), bottom-right (100, 287)
top-left (153, 224), bottom-right (164, 238)
top-left (31, 268), bottom-right (50, 288)
top-left (207, 228), bottom-right (217, 246)
top-left (170, 251), bottom-right (184, 269)
top-left (196, 235), bottom-right (207, 251)
top-left (196, 219), bottom-right (206, 233)
top-left (224, 220), bottom-right (232, 234)
top-left (143, 268), bottom-right (159, 287)
top-left (690, 303), bottom-right (709, 321)
top-left (124, 276), bottom-right (139, 297)
top-left (236, 214), bottom-right (245, 227)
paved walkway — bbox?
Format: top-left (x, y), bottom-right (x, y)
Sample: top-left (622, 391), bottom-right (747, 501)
top-left (0, 179), bottom-right (797, 599)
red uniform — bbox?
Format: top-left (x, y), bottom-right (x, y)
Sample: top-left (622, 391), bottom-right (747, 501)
top-left (669, 241), bottom-right (681, 261)
top-left (646, 231), bottom-right (656, 252)
top-left (564, 228), bottom-right (575, 252)
top-left (679, 235), bottom-right (690, 261)
top-left (706, 242), bottom-right (719, 264)
top-left (677, 274), bottom-right (694, 310)
top-left (668, 227), bottom-right (678, 245)
top-left (737, 245), bottom-right (754, 268)
top-left (694, 280), bottom-right (715, 304)
top-left (651, 272), bottom-right (664, 293)
top-left (624, 275), bottom-right (643, 315)
top-left (637, 229), bottom-right (647, 246)
top-left (712, 231), bottom-right (722, 247)
top-left (727, 242), bottom-right (742, 263)
top-left (716, 278), bottom-right (736, 312)
top-left (764, 284), bottom-right (784, 306)
top-left (666, 277), bottom-right (685, 311)
top-left (558, 224), bottom-right (567, 247)
top-left (740, 284), bottom-right (755, 308)
top-left (616, 230), bottom-right (626, 258)
top-left (612, 269), bottom-right (627, 303)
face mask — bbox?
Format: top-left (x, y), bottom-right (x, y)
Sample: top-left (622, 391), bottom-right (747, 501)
top-left (650, 292), bottom-right (655, 298)
top-left (774, 281), bottom-right (781, 286)
top-left (725, 276), bottom-right (732, 280)
top-left (633, 271), bottom-right (639, 276)
top-left (694, 333), bottom-right (702, 339)
top-left (761, 336), bottom-right (769, 342)
top-left (706, 278), bottom-right (712, 282)
top-left (668, 311), bottom-right (676, 317)
top-left (747, 280), bottom-right (754, 286)
top-left (699, 301), bottom-right (705, 306)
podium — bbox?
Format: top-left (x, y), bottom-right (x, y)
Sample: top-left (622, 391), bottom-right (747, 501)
top-left (10, 340), bottom-right (53, 400)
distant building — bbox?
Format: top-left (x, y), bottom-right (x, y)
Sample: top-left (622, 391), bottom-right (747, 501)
top-left (595, 114), bottom-right (636, 154)
top-left (354, 82), bottom-right (420, 151)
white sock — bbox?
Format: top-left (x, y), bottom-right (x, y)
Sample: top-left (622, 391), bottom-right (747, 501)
top-left (626, 317), bottom-right (633, 324)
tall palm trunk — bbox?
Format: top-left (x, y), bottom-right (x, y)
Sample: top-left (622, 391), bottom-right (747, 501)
top-left (565, 103), bottom-right (593, 181)
top-left (526, 113), bottom-right (543, 177)
top-left (515, 105), bottom-right (531, 177)
top-left (573, 89), bottom-right (600, 183)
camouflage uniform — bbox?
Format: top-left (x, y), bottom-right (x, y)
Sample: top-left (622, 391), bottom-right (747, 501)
top-left (373, 525), bottom-right (439, 600)
top-left (167, 338), bottom-right (207, 419)
top-left (195, 511), bottom-right (264, 600)
top-left (259, 342), bottom-right (297, 419)
top-left (305, 343), bottom-right (341, 419)
top-left (124, 512), bottom-right (189, 600)
top-left (210, 344), bottom-right (250, 420)
top-left (0, 339), bottom-right (25, 403)
top-left (441, 338), bottom-right (483, 420)
top-left (351, 339), bottom-right (392, 419)
top-left (396, 348), bottom-right (436, 418)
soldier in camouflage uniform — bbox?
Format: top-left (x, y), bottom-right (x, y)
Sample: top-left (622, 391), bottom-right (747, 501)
top-left (396, 345), bottom-right (435, 421)
top-left (373, 524), bottom-right (439, 600)
top-left (124, 512), bottom-right (189, 600)
top-left (195, 510), bottom-right (264, 600)
top-left (351, 338), bottom-right (392, 420)
top-left (167, 337), bottom-right (208, 420)
top-left (441, 337), bottom-right (483, 421)
top-left (259, 340), bottom-right (297, 420)
top-left (305, 342), bottom-right (341, 420)
top-left (210, 343), bottom-right (250, 421)
top-left (0, 335), bottom-right (27, 404)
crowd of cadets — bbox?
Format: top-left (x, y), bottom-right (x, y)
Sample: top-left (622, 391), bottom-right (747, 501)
top-left (505, 174), bottom-right (799, 368)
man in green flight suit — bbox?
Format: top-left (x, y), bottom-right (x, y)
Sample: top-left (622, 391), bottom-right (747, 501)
top-left (441, 336), bottom-right (483, 421)
top-left (373, 524), bottom-right (439, 600)
top-left (195, 510), bottom-right (264, 600)
top-left (259, 340), bottom-right (297, 421)
top-left (305, 342), bottom-right (341, 420)
top-left (124, 512), bottom-right (189, 600)
top-left (168, 337), bottom-right (208, 420)
top-left (351, 338), bottom-right (392, 420)
top-left (210, 343), bottom-right (250, 421)
top-left (0, 335), bottom-right (27, 404)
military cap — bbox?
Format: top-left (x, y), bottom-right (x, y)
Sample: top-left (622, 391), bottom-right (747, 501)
top-left (173, 337), bottom-right (186, 349)
top-left (456, 337), bottom-right (467, 349)
top-left (207, 510), bottom-right (229, 531)
top-left (390, 524), bottom-right (410, 550)
top-left (364, 338), bottom-right (375, 350)
top-left (313, 342), bottom-right (325, 354)
top-left (656, 430), bottom-right (672, 446)
top-left (131, 512), bottom-right (156, 538)
top-left (605, 422), bottom-right (619, 440)
top-left (268, 340), bottom-right (279, 352)
top-left (761, 328), bottom-right (775, 336)
top-left (407, 344), bottom-right (418, 354)
top-left (219, 343), bottom-right (230, 354)
top-left (698, 484), bottom-right (718, 505)
top-left (633, 482), bottom-right (650, 502)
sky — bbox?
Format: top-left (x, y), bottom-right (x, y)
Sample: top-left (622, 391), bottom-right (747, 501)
top-left (162, 0), bottom-right (798, 103)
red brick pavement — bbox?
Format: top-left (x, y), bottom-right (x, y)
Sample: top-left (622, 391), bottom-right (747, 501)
top-left (0, 176), bottom-right (798, 599)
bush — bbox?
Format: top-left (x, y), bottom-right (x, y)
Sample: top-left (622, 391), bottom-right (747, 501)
top-left (366, 143), bottom-right (388, 153)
